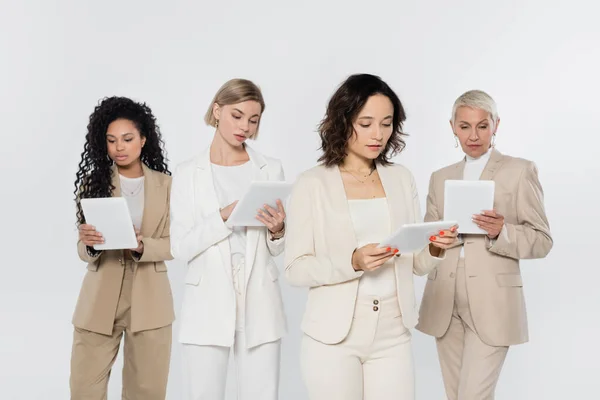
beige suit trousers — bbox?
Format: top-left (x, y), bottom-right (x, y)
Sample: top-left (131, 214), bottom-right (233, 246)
top-left (301, 294), bottom-right (414, 400)
top-left (70, 263), bottom-right (172, 400)
top-left (436, 259), bottom-right (509, 400)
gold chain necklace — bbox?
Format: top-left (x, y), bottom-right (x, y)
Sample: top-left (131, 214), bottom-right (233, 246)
top-left (340, 166), bottom-right (376, 184)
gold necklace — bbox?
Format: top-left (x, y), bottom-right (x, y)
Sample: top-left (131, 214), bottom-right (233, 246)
top-left (340, 166), bottom-right (376, 184)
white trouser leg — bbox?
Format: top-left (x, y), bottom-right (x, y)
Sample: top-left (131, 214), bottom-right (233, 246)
top-left (234, 331), bottom-right (281, 400)
top-left (182, 343), bottom-right (230, 400)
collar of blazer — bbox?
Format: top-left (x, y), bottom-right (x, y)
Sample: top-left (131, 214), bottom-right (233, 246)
top-left (452, 147), bottom-right (505, 181)
top-left (110, 163), bottom-right (168, 237)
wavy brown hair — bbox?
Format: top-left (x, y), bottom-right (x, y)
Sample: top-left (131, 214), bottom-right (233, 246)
top-left (318, 74), bottom-right (407, 166)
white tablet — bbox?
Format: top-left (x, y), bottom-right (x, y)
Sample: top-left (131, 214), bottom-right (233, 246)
top-left (80, 197), bottom-right (138, 250)
top-left (226, 181), bottom-right (293, 227)
top-left (378, 220), bottom-right (458, 253)
top-left (444, 180), bottom-right (495, 235)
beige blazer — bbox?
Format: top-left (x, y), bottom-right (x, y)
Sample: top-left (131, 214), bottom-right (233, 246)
top-left (72, 164), bottom-right (175, 335)
top-left (417, 149), bottom-right (553, 346)
top-left (284, 163), bottom-right (444, 345)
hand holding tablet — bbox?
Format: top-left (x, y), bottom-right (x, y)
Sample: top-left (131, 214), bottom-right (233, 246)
top-left (225, 182), bottom-right (293, 227)
top-left (80, 197), bottom-right (138, 250)
top-left (351, 244), bottom-right (398, 272)
top-left (444, 180), bottom-right (495, 234)
top-left (377, 220), bottom-right (459, 254)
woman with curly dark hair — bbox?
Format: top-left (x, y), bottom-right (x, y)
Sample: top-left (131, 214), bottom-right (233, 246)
top-left (284, 74), bottom-right (458, 399)
top-left (69, 96), bottom-right (174, 400)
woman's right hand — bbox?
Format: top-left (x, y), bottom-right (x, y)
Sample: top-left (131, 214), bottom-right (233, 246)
top-left (220, 200), bottom-right (239, 222)
top-left (79, 224), bottom-right (104, 247)
top-left (352, 244), bottom-right (398, 271)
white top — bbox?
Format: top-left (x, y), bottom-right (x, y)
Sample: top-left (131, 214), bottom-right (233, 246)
top-left (211, 161), bottom-right (253, 330)
top-left (120, 174), bottom-right (145, 231)
top-left (348, 198), bottom-right (397, 297)
top-left (460, 149), bottom-right (492, 256)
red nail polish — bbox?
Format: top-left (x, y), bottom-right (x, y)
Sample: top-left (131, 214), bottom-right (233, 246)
top-left (386, 247), bottom-right (391, 252)
top-left (393, 249), bottom-right (399, 254)
top-left (451, 227), bottom-right (456, 232)
top-left (440, 231), bottom-right (445, 236)
top-left (429, 236), bottom-right (436, 241)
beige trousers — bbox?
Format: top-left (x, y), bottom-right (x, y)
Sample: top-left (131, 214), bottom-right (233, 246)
top-left (436, 259), bottom-right (509, 400)
top-left (301, 293), bottom-right (414, 400)
top-left (70, 264), bottom-right (172, 400)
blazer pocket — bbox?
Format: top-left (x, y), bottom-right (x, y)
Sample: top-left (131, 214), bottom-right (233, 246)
top-left (427, 269), bottom-right (437, 281)
top-left (184, 266), bottom-right (202, 285)
top-left (496, 273), bottom-right (523, 287)
top-left (154, 262), bottom-right (168, 272)
top-left (267, 261), bottom-right (280, 282)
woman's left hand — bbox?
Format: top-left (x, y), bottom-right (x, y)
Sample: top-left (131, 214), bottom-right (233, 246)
top-left (429, 225), bottom-right (459, 249)
top-left (472, 210), bottom-right (504, 239)
top-left (256, 199), bottom-right (286, 233)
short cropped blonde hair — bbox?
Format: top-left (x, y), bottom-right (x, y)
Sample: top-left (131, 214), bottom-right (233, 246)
top-left (451, 90), bottom-right (499, 127)
top-left (204, 78), bottom-right (266, 137)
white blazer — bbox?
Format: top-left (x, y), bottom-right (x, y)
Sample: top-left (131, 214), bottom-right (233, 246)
top-left (170, 144), bottom-right (287, 349)
top-left (284, 163), bottom-right (444, 345)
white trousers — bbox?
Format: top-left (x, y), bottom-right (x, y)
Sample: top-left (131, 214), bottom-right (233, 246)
top-left (182, 330), bottom-right (281, 400)
top-left (301, 294), bottom-right (415, 400)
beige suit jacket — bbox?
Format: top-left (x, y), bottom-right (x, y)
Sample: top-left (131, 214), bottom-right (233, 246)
top-left (417, 149), bottom-right (553, 346)
top-left (285, 163), bottom-right (444, 345)
top-left (72, 164), bottom-right (175, 335)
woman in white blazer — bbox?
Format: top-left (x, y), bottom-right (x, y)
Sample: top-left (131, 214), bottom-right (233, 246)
top-left (170, 79), bottom-right (287, 400)
top-left (284, 74), bottom-right (459, 400)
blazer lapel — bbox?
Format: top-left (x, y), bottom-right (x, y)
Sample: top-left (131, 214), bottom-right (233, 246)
top-left (479, 148), bottom-right (504, 181)
top-left (139, 164), bottom-right (166, 238)
top-left (244, 144), bottom-right (268, 288)
top-left (377, 164), bottom-right (405, 233)
top-left (324, 166), bottom-right (359, 269)
top-left (196, 148), bottom-right (233, 283)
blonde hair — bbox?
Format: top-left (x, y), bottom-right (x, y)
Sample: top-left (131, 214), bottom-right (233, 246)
top-left (451, 90), bottom-right (499, 127)
top-left (204, 78), bottom-right (266, 137)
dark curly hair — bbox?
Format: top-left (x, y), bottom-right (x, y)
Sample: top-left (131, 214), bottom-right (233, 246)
top-left (318, 74), bottom-right (408, 166)
top-left (73, 96), bottom-right (170, 225)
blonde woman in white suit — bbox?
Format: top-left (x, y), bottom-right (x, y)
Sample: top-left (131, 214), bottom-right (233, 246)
top-left (284, 74), bottom-right (459, 400)
top-left (170, 79), bottom-right (287, 400)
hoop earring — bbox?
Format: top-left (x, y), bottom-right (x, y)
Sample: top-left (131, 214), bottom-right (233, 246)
top-left (454, 135), bottom-right (459, 148)
top-left (491, 133), bottom-right (496, 147)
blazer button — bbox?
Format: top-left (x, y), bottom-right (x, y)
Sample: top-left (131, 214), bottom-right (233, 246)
top-left (450, 272), bottom-right (455, 278)
top-left (373, 300), bottom-right (379, 305)
top-left (373, 306), bottom-right (379, 311)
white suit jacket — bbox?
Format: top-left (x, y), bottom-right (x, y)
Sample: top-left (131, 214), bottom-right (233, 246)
top-left (284, 163), bottom-right (444, 345)
top-left (170, 144), bottom-right (287, 349)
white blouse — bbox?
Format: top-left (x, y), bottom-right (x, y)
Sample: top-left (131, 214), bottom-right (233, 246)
top-left (348, 198), bottom-right (397, 297)
top-left (211, 161), bottom-right (253, 330)
top-left (120, 174), bottom-right (145, 231)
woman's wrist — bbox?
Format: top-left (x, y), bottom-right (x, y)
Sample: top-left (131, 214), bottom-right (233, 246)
top-left (269, 223), bottom-right (285, 239)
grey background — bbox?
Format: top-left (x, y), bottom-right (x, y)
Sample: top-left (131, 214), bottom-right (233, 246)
top-left (1, 0), bottom-right (599, 398)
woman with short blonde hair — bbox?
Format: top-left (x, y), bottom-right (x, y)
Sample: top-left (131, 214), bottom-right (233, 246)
top-left (417, 89), bottom-right (553, 400)
top-left (171, 78), bottom-right (287, 400)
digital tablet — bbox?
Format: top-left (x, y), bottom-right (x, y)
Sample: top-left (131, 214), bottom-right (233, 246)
top-left (378, 220), bottom-right (458, 253)
top-left (226, 181), bottom-right (293, 227)
top-left (80, 197), bottom-right (138, 250)
top-left (444, 180), bottom-right (495, 234)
